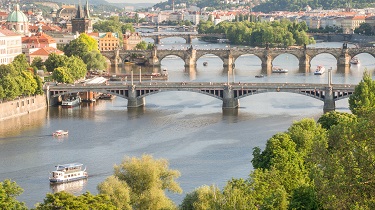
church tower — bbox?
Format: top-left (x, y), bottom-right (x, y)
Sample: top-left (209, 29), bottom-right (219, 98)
top-left (71, 0), bottom-right (92, 34)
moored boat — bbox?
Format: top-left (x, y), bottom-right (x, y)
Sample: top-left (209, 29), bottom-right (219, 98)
top-left (272, 67), bottom-right (288, 73)
top-left (350, 56), bottom-right (360, 65)
top-left (61, 96), bottom-right (81, 108)
top-left (98, 93), bottom-right (116, 100)
top-left (255, 75), bottom-right (264, 78)
top-left (49, 163), bottom-right (88, 183)
top-left (53, 130), bottom-right (68, 136)
top-left (314, 65), bottom-right (325, 75)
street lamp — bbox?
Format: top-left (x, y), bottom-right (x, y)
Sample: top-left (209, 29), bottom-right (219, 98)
top-left (139, 66), bottom-right (142, 83)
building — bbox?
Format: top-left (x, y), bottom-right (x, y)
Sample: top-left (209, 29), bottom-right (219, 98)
top-left (0, 28), bottom-right (22, 65)
top-left (71, 0), bottom-right (92, 34)
top-left (22, 26), bottom-right (57, 61)
top-left (98, 32), bottom-right (119, 51)
top-left (29, 47), bottom-right (64, 63)
top-left (123, 32), bottom-right (142, 50)
top-left (6, 4), bottom-right (29, 35)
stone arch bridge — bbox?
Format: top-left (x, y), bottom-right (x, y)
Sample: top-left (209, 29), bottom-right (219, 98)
top-left (140, 33), bottom-right (226, 44)
top-left (47, 81), bottom-right (355, 113)
top-left (101, 46), bottom-right (375, 73)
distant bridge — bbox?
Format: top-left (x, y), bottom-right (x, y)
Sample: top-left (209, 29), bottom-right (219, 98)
top-left (101, 46), bottom-right (375, 73)
top-left (141, 33), bottom-right (226, 44)
top-left (46, 80), bottom-right (356, 113)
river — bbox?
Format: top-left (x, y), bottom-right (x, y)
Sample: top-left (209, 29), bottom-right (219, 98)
top-left (0, 38), bottom-right (374, 208)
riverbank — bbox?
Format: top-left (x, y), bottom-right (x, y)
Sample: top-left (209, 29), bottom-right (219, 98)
top-left (0, 95), bottom-right (47, 121)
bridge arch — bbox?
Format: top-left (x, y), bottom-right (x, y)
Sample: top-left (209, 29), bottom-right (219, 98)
top-left (138, 89), bottom-right (224, 101)
top-left (195, 51), bottom-right (226, 64)
top-left (272, 53), bottom-right (299, 67)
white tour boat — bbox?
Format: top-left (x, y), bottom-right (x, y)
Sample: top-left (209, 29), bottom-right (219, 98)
top-left (314, 65), bottom-right (326, 75)
top-left (49, 163), bottom-right (88, 183)
top-left (272, 67), bottom-right (288, 73)
top-left (61, 96), bottom-right (81, 108)
top-left (53, 130), bottom-right (68, 136)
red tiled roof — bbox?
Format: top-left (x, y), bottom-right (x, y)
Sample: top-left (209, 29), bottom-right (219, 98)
top-left (30, 47), bottom-right (64, 56)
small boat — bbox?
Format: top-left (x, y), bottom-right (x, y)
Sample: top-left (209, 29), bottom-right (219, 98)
top-left (314, 65), bottom-right (325, 75)
top-left (255, 75), bottom-right (264, 78)
top-left (272, 67), bottom-right (288, 73)
top-left (53, 130), bottom-right (69, 136)
top-left (98, 93), bottom-right (116, 100)
top-left (49, 163), bottom-right (88, 183)
top-left (350, 57), bottom-right (360, 65)
top-left (203, 62), bottom-right (208, 66)
top-left (61, 96), bottom-right (81, 108)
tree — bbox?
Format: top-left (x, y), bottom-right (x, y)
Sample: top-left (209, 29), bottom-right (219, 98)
top-left (354, 23), bottom-right (373, 35)
top-left (111, 154), bottom-right (182, 209)
top-left (135, 41), bottom-right (148, 50)
top-left (12, 54), bottom-right (29, 73)
top-left (34, 191), bottom-right (117, 209)
top-left (121, 23), bottom-right (135, 34)
top-left (1, 75), bottom-right (20, 100)
top-left (31, 57), bottom-right (45, 71)
top-left (52, 67), bottom-right (73, 83)
top-left (97, 176), bottom-right (131, 210)
top-left (180, 185), bottom-right (223, 210)
top-left (313, 111), bottom-right (375, 209)
top-left (44, 53), bottom-right (68, 72)
top-left (317, 111), bottom-right (357, 130)
top-left (65, 56), bottom-right (87, 80)
top-left (82, 51), bottom-right (108, 71)
top-left (349, 71), bottom-right (375, 116)
top-left (64, 38), bottom-right (90, 58)
top-left (0, 179), bottom-right (27, 210)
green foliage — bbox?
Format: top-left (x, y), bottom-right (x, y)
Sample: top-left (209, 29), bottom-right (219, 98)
top-left (34, 191), bottom-right (117, 210)
top-left (82, 51), bottom-right (108, 71)
top-left (253, 0), bottom-right (375, 13)
top-left (135, 41), bottom-right (148, 50)
top-left (31, 57), bottom-right (45, 71)
top-left (121, 23), bottom-right (135, 34)
top-left (354, 23), bottom-right (374, 35)
top-left (0, 179), bottom-right (27, 210)
top-left (64, 56), bottom-right (87, 80)
top-left (318, 111), bottom-right (357, 130)
top-left (44, 53), bottom-right (68, 73)
top-left (12, 54), bottom-right (29, 73)
top-left (1, 75), bottom-right (20, 100)
top-left (313, 111), bottom-right (375, 209)
top-left (97, 176), bottom-right (131, 210)
top-left (349, 71), bottom-right (375, 116)
top-left (180, 185), bottom-right (223, 210)
top-left (111, 154), bottom-right (182, 209)
top-left (52, 67), bottom-right (73, 84)
top-left (198, 19), bottom-right (313, 47)
top-left (45, 54), bottom-right (87, 83)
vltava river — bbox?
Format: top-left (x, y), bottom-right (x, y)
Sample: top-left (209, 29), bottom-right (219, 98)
top-left (1, 39), bottom-right (375, 208)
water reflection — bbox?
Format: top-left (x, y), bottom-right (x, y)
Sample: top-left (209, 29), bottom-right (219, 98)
top-left (0, 108), bottom-right (47, 138)
top-left (50, 179), bottom-right (88, 194)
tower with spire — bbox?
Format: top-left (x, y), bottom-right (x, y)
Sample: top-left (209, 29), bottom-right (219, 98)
top-left (71, 0), bottom-right (92, 34)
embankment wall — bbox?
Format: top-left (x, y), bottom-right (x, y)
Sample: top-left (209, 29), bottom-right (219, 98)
top-left (0, 95), bottom-right (47, 121)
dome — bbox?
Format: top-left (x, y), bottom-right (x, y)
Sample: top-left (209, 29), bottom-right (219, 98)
top-left (7, 4), bottom-right (28, 23)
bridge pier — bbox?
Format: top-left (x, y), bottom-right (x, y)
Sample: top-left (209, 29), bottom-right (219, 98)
top-left (323, 86), bottom-right (335, 113)
top-left (337, 52), bottom-right (350, 67)
top-left (222, 86), bottom-right (239, 109)
top-left (261, 54), bottom-right (272, 74)
top-left (127, 86), bottom-right (145, 108)
top-left (299, 54), bottom-right (311, 73)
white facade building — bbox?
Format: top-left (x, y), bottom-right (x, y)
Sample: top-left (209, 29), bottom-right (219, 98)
top-left (0, 29), bottom-right (22, 65)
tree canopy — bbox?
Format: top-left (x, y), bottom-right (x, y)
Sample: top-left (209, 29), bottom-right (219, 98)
top-left (99, 154), bottom-right (182, 210)
top-left (198, 19), bottom-right (314, 47)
